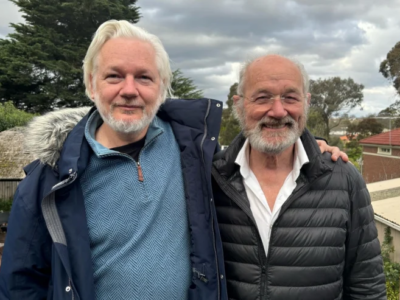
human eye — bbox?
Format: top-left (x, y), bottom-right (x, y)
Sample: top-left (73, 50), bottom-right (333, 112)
top-left (283, 94), bottom-right (300, 103)
top-left (105, 73), bottom-right (121, 82)
top-left (254, 95), bottom-right (270, 103)
top-left (138, 74), bottom-right (153, 82)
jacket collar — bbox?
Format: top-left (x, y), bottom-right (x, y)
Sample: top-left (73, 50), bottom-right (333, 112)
top-left (26, 98), bottom-right (222, 181)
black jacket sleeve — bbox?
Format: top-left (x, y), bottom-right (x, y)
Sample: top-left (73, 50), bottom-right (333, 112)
top-left (343, 168), bottom-right (387, 299)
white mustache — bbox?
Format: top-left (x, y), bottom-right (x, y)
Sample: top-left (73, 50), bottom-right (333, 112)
top-left (258, 116), bottom-right (296, 127)
top-left (111, 101), bottom-right (145, 108)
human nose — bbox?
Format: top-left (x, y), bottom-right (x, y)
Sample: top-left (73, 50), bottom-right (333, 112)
top-left (267, 96), bottom-right (287, 119)
top-left (120, 76), bottom-right (138, 98)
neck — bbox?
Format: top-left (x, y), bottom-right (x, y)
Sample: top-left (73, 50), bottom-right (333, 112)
top-left (249, 143), bottom-right (295, 172)
top-left (95, 123), bottom-right (148, 148)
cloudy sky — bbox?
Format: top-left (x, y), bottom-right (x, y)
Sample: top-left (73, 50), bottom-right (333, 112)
top-left (1, 0), bottom-right (400, 116)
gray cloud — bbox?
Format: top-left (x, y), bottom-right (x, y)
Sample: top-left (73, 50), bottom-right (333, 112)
top-left (1, 0), bottom-right (400, 114)
top-left (136, 0), bottom-right (400, 114)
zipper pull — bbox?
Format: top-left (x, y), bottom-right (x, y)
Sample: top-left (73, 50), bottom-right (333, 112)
top-left (193, 268), bottom-right (208, 283)
top-left (137, 162), bottom-right (144, 182)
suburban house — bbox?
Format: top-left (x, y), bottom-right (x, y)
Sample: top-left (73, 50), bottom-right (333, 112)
top-left (359, 128), bottom-right (400, 184)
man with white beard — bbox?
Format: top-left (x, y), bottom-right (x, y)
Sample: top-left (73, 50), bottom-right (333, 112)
top-left (0, 20), bottom-right (228, 300)
top-left (211, 54), bottom-right (386, 300)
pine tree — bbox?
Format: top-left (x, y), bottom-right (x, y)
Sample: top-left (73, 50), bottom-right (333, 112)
top-left (171, 69), bottom-right (203, 99)
top-left (219, 83), bottom-right (241, 146)
top-left (0, 0), bottom-right (140, 113)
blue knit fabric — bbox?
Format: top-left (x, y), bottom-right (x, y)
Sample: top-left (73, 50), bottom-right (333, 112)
top-left (80, 111), bottom-right (191, 300)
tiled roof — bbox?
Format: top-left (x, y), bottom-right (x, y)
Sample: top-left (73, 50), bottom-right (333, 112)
top-left (0, 127), bottom-right (33, 179)
top-left (359, 128), bottom-right (400, 146)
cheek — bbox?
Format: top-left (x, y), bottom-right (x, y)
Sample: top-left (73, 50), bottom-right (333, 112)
top-left (246, 106), bottom-right (267, 120)
top-left (141, 87), bottom-right (161, 104)
top-left (288, 107), bottom-right (304, 121)
top-left (99, 86), bottom-right (120, 102)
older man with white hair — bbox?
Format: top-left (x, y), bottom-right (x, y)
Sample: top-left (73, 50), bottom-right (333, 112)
top-left (212, 54), bottom-right (386, 300)
top-left (0, 20), bottom-right (227, 300)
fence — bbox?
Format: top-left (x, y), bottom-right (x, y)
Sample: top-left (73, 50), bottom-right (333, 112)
top-left (0, 179), bottom-right (21, 200)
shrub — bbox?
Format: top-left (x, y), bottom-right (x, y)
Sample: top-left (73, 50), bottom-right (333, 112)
top-left (0, 199), bottom-right (13, 212)
top-left (0, 101), bottom-right (36, 132)
top-left (382, 227), bottom-right (400, 300)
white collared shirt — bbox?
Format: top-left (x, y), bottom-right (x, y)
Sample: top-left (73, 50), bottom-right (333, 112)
top-left (235, 138), bottom-right (309, 256)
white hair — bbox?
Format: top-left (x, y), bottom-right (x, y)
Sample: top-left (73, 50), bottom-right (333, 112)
top-left (236, 54), bottom-right (310, 97)
top-left (83, 20), bottom-right (172, 102)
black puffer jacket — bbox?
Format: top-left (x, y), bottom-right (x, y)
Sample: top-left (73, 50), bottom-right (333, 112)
top-left (212, 130), bottom-right (386, 300)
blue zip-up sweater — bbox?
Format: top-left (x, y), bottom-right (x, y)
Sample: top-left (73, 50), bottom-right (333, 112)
top-left (82, 112), bottom-right (191, 299)
top-left (0, 99), bottom-right (228, 300)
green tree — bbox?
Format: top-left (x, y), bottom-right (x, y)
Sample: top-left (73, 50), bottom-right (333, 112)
top-left (356, 116), bottom-right (384, 140)
top-left (344, 116), bottom-right (383, 170)
top-left (0, 101), bottom-right (36, 132)
top-left (345, 140), bottom-right (362, 170)
top-left (0, 0), bottom-right (140, 113)
top-left (380, 41), bottom-right (400, 96)
top-left (306, 107), bottom-right (327, 138)
top-left (309, 77), bottom-right (364, 139)
top-left (379, 104), bottom-right (400, 117)
top-left (171, 69), bottom-right (203, 99)
top-left (219, 83), bottom-right (241, 145)
top-left (379, 103), bottom-right (400, 129)
top-left (381, 227), bottom-right (400, 300)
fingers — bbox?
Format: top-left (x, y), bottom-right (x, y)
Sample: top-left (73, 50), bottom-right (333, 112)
top-left (316, 139), bottom-right (349, 163)
top-left (327, 146), bottom-right (349, 162)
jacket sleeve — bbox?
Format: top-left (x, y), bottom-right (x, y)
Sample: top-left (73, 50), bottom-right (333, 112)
top-left (0, 182), bottom-right (52, 300)
top-left (343, 168), bottom-right (387, 299)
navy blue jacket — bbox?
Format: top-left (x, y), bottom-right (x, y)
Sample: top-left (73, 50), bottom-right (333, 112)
top-left (0, 99), bottom-right (228, 300)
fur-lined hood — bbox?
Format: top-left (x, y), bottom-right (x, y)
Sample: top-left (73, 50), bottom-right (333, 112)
top-left (25, 107), bottom-right (91, 167)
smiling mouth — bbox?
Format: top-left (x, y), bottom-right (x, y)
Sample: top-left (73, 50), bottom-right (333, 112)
top-left (116, 105), bottom-right (143, 110)
top-left (263, 124), bottom-right (289, 129)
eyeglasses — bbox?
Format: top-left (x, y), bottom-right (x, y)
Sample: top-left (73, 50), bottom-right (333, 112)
top-left (240, 94), bottom-right (306, 106)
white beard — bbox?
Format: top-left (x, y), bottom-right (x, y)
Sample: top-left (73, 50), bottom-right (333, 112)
top-left (236, 103), bottom-right (308, 155)
top-left (94, 94), bottom-right (161, 134)
top-left (245, 116), bottom-right (302, 155)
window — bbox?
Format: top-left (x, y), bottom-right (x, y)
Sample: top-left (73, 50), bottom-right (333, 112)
top-left (378, 147), bottom-right (392, 155)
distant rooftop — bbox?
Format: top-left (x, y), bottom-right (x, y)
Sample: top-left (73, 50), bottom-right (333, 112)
top-left (372, 196), bottom-right (400, 230)
top-left (359, 128), bottom-right (400, 146)
top-left (367, 178), bottom-right (400, 193)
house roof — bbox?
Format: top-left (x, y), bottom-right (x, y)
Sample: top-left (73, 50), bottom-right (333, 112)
top-left (367, 177), bottom-right (400, 193)
top-left (373, 196), bottom-right (400, 230)
top-left (0, 127), bottom-right (33, 179)
top-left (359, 128), bottom-right (400, 146)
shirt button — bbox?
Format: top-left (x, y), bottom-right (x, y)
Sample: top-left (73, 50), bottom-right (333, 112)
top-left (65, 286), bottom-right (71, 292)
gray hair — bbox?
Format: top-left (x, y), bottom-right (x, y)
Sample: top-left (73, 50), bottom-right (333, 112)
top-left (236, 54), bottom-right (310, 97)
top-left (83, 20), bottom-right (172, 102)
